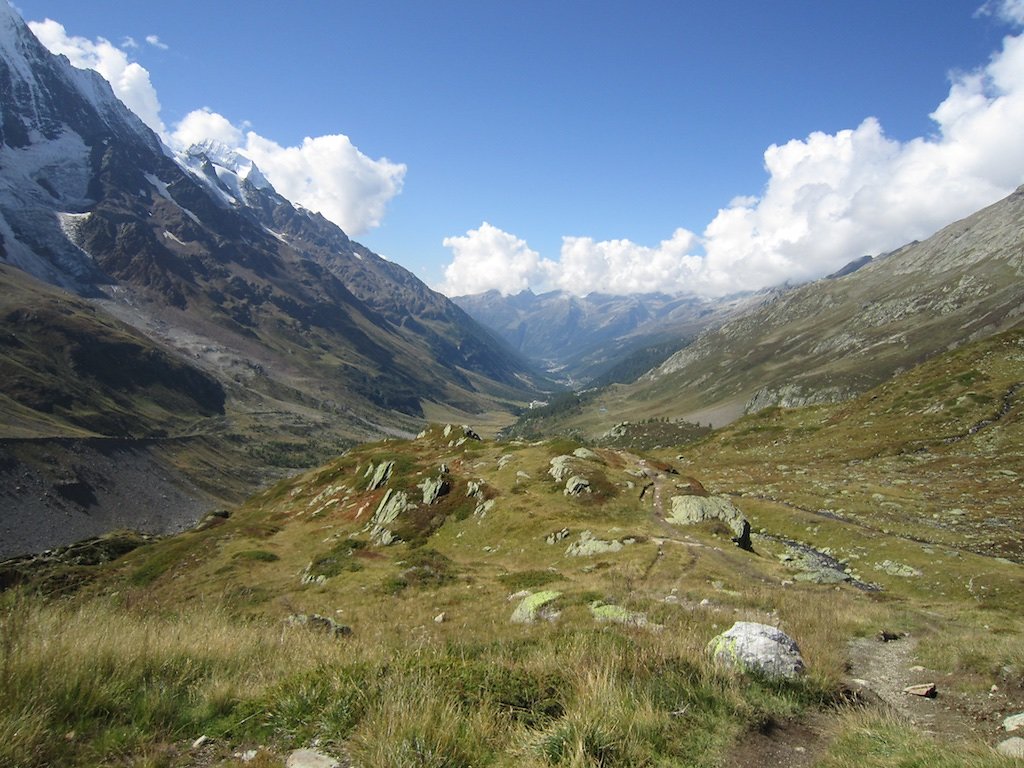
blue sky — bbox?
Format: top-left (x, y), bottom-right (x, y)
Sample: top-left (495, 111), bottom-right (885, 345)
top-left (12, 0), bottom-right (1024, 296)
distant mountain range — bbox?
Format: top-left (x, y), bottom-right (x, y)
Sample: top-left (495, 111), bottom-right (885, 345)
top-left (452, 289), bottom-right (760, 385)
top-left (0, 3), bottom-right (548, 554)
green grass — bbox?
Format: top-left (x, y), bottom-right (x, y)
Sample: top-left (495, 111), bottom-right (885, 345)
top-left (4, 331), bottom-right (1024, 765)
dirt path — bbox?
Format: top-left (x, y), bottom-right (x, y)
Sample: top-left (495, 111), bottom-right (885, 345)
top-left (846, 631), bottom-right (1015, 742)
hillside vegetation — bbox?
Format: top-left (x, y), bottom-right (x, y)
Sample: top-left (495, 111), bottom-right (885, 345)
top-left (2, 330), bottom-right (1022, 766)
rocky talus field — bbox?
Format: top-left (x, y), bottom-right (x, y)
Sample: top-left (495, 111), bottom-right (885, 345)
top-left (2, 329), bottom-right (1022, 767)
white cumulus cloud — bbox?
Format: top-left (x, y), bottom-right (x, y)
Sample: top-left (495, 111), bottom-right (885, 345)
top-left (27, 19), bottom-right (406, 236)
top-left (442, 24), bottom-right (1024, 297)
top-left (28, 18), bottom-right (165, 135)
top-left (241, 131), bottom-right (406, 236)
top-left (170, 107), bottom-right (244, 148)
top-left (440, 223), bottom-right (555, 297)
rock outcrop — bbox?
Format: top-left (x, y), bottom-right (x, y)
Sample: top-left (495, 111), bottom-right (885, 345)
top-left (666, 495), bottom-right (752, 549)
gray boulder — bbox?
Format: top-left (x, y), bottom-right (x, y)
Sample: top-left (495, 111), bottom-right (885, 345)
top-left (997, 737), bottom-right (1024, 758)
top-left (667, 495), bottom-right (752, 549)
top-left (707, 621), bottom-right (805, 679)
top-left (565, 530), bottom-right (625, 557)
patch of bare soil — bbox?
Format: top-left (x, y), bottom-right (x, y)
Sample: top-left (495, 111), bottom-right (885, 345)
top-left (729, 714), bottom-right (831, 767)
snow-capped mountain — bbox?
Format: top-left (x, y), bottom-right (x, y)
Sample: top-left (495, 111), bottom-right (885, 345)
top-left (0, 0), bottom-right (540, 416)
top-left (0, 0), bottom-right (549, 553)
top-left (178, 139), bottom-right (275, 209)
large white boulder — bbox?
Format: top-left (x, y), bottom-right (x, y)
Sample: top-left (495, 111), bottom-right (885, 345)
top-left (707, 621), bottom-right (805, 679)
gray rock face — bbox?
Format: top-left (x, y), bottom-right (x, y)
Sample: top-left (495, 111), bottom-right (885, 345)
top-left (667, 495), bottom-right (752, 549)
top-left (366, 488), bottom-right (412, 544)
top-left (549, 455), bottom-right (576, 482)
top-left (707, 621), bottom-right (805, 679)
top-left (418, 475), bottom-right (451, 505)
top-left (366, 461), bottom-right (394, 491)
top-left (745, 383), bottom-right (851, 414)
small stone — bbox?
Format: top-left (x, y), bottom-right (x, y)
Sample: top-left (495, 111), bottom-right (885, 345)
top-left (434, 612), bottom-right (447, 623)
top-left (240, 750), bottom-right (258, 762)
top-left (192, 735), bottom-right (211, 749)
top-left (996, 737), bottom-right (1024, 758)
top-left (903, 683), bottom-right (937, 698)
top-left (286, 747), bottom-right (341, 768)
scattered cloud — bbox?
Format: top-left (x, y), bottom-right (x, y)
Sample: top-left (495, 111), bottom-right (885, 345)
top-left (121, 36), bottom-right (138, 49)
top-left (28, 18), bottom-right (165, 135)
top-left (440, 223), bottom-right (554, 297)
top-left (28, 20), bottom-right (405, 236)
top-left (170, 107), bottom-right (243, 147)
top-left (442, 26), bottom-right (1024, 297)
top-left (169, 108), bottom-right (406, 235)
top-left (978, 0), bottom-right (1024, 25)
top-left (240, 130), bottom-right (406, 236)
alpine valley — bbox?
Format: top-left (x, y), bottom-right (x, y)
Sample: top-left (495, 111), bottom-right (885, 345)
top-left (2, 4), bottom-right (1024, 768)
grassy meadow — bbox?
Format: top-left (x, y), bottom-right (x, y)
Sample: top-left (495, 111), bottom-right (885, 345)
top-left (2, 331), bottom-right (1023, 766)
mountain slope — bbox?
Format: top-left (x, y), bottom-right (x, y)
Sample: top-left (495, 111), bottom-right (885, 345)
top-left (570, 185), bottom-right (1024, 430)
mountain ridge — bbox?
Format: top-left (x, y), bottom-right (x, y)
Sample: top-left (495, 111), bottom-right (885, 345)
top-left (0, 2), bottom-right (549, 554)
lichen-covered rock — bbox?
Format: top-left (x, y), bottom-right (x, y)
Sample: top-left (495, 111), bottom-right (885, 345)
top-left (873, 560), bottom-right (922, 577)
top-left (573, 447), bottom-right (599, 460)
top-left (564, 476), bottom-right (591, 496)
top-left (667, 495), bottom-right (751, 549)
top-left (511, 590), bottom-right (561, 623)
top-left (590, 601), bottom-right (650, 628)
top-left (565, 530), bottom-right (624, 557)
top-left (707, 621), bottom-right (805, 679)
